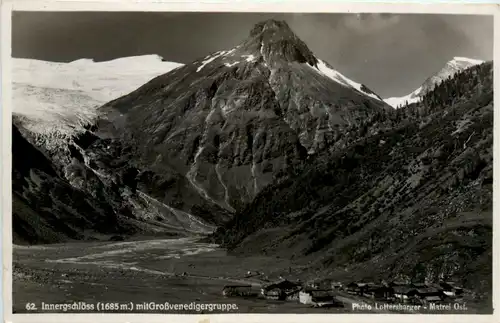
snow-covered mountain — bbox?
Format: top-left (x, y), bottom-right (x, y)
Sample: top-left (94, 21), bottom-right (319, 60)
top-left (13, 55), bottom-right (183, 138)
top-left (384, 57), bottom-right (484, 108)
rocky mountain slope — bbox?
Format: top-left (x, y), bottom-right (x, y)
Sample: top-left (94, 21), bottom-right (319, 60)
top-left (94, 19), bottom-right (391, 221)
top-left (12, 55), bottom-right (218, 244)
top-left (212, 61), bottom-right (493, 297)
top-left (13, 121), bottom-right (215, 245)
top-left (12, 123), bottom-right (136, 244)
top-left (384, 57), bottom-right (484, 108)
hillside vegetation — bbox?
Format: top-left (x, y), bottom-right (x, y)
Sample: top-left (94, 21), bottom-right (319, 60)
top-left (212, 62), bottom-right (493, 298)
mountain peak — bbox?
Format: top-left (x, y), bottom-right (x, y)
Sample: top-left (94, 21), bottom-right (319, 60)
top-left (384, 56), bottom-right (484, 108)
top-left (445, 56), bottom-right (484, 71)
top-left (243, 19), bottom-right (318, 66)
top-left (249, 19), bottom-right (294, 37)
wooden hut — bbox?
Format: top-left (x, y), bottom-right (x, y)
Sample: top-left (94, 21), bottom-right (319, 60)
top-left (262, 279), bottom-right (302, 300)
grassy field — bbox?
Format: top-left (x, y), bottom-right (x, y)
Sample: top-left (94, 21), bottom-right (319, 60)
top-left (13, 238), bottom-right (348, 314)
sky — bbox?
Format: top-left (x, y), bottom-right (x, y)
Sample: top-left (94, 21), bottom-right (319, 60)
top-left (12, 12), bottom-right (493, 98)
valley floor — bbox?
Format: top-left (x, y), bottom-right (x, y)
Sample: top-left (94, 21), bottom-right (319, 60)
top-left (13, 238), bottom-right (348, 314)
top-left (12, 237), bottom-right (489, 314)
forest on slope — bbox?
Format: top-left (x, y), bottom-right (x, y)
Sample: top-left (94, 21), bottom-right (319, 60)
top-left (212, 62), bottom-right (493, 299)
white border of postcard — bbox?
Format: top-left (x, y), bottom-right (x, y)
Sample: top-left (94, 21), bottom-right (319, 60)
top-left (1, 1), bottom-right (499, 323)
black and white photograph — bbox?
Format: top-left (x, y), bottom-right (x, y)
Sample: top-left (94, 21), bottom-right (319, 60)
top-left (4, 4), bottom-right (495, 319)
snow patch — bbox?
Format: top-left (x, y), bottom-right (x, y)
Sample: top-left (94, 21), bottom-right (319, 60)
top-left (312, 59), bottom-right (382, 101)
top-left (223, 48), bottom-right (236, 56)
top-left (195, 48), bottom-right (238, 72)
top-left (445, 57), bottom-right (484, 73)
top-left (384, 88), bottom-right (422, 109)
top-left (452, 57), bottom-right (484, 65)
top-left (242, 54), bottom-right (256, 63)
top-left (197, 50), bottom-right (229, 72)
top-left (224, 61), bottom-right (239, 67)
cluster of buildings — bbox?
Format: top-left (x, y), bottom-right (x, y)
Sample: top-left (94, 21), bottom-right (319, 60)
top-left (344, 281), bottom-right (464, 305)
top-left (221, 276), bottom-right (465, 309)
top-left (222, 279), bottom-right (344, 308)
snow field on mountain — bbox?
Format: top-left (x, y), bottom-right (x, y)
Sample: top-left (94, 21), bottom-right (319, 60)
top-left (13, 55), bottom-right (183, 137)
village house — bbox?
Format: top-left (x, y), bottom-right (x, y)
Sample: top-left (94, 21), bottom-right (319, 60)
top-left (393, 286), bottom-right (418, 303)
top-left (222, 285), bottom-right (257, 297)
top-left (299, 289), bottom-right (341, 308)
top-left (363, 284), bottom-right (394, 300)
top-left (261, 279), bottom-right (302, 301)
